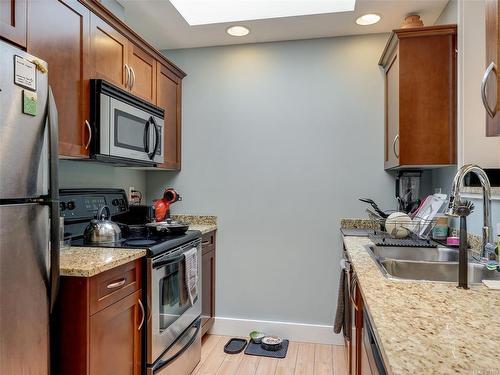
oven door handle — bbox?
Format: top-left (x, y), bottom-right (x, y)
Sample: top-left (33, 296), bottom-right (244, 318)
top-left (152, 254), bottom-right (184, 269)
top-left (154, 319), bottom-right (201, 372)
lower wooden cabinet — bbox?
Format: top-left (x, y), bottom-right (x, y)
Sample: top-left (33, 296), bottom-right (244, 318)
top-left (56, 259), bottom-right (143, 375)
top-left (201, 230), bottom-right (216, 336)
top-left (90, 290), bottom-right (142, 375)
top-left (347, 261), bottom-right (375, 375)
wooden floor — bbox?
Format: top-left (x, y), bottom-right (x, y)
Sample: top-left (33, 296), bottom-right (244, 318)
top-left (192, 335), bottom-right (348, 375)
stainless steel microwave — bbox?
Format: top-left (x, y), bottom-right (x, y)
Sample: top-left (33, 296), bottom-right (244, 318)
top-left (90, 79), bottom-right (164, 166)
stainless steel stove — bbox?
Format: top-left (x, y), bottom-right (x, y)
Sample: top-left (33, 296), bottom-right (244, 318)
top-left (60, 188), bottom-right (202, 375)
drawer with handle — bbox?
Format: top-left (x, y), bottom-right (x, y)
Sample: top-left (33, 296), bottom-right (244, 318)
top-left (90, 259), bottom-right (142, 315)
top-left (201, 231), bottom-right (216, 254)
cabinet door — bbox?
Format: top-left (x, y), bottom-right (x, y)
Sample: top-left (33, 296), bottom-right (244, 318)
top-left (156, 62), bottom-right (181, 169)
top-left (0, 0), bottom-right (26, 47)
top-left (129, 43), bottom-right (156, 102)
top-left (90, 290), bottom-right (143, 375)
top-left (90, 13), bottom-right (129, 89)
top-left (28, 0), bottom-right (91, 157)
top-left (201, 248), bottom-right (215, 336)
top-left (385, 52), bottom-right (400, 169)
top-left (485, 0), bottom-right (500, 136)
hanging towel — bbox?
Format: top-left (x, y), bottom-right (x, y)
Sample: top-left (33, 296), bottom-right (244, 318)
top-left (184, 248), bottom-right (198, 306)
top-left (334, 259), bottom-right (351, 341)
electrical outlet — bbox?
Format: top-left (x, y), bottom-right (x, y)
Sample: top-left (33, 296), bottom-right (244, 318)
top-left (128, 186), bottom-right (135, 202)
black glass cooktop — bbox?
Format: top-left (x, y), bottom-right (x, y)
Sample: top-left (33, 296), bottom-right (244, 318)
top-left (71, 229), bottom-right (201, 257)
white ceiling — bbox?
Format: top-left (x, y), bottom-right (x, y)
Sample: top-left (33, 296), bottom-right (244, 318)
top-left (117, 0), bottom-right (450, 50)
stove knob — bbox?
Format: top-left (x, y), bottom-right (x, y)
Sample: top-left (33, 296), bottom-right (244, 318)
top-left (67, 201), bottom-right (75, 210)
top-left (60, 202), bottom-right (66, 211)
top-left (112, 199), bottom-right (119, 206)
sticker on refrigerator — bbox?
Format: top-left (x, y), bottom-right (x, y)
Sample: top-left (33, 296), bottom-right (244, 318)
top-left (14, 55), bottom-right (36, 91)
top-left (23, 90), bottom-right (37, 116)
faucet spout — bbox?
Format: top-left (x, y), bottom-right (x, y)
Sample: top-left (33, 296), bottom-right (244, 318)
top-left (448, 164), bottom-right (492, 258)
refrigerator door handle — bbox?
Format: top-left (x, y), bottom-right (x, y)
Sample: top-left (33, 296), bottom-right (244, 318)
top-left (47, 87), bottom-right (60, 313)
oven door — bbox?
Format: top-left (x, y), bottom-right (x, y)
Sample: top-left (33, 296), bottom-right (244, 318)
top-left (105, 95), bottom-right (164, 163)
top-left (148, 245), bottom-right (202, 364)
top-left (148, 318), bottom-right (201, 375)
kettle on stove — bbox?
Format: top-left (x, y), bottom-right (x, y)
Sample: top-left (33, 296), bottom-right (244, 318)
top-left (84, 205), bottom-right (122, 244)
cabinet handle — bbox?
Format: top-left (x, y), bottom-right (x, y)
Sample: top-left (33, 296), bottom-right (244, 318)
top-left (392, 134), bottom-right (399, 159)
top-left (130, 67), bottom-right (136, 90)
top-left (84, 120), bottom-right (92, 149)
top-left (481, 62), bottom-right (497, 118)
top-left (138, 298), bottom-right (145, 331)
top-left (106, 278), bottom-right (126, 289)
top-left (124, 64), bottom-right (130, 88)
top-left (202, 240), bottom-right (210, 246)
top-left (350, 275), bottom-right (358, 311)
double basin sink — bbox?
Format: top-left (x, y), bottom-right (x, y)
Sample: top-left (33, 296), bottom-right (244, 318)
top-left (366, 245), bottom-right (500, 284)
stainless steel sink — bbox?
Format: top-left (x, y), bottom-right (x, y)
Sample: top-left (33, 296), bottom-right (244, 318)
top-left (379, 259), bottom-right (500, 283)
top-left (366, 245), bottom-right (500, 284)
top-left (368, 245), bottom-right (459, 262)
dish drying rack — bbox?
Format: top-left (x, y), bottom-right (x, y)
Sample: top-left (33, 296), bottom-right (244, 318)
top-left (367, 210), bottom-right (437, 241)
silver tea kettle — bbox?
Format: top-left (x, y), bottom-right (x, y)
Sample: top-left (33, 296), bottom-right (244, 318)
top-left (84, 205), bottom-right (122, 244)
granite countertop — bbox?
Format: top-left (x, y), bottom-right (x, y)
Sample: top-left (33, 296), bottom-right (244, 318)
top-left (60, 247), bottom-right (146, 277)
top-left (172, 214), bottom-right (218, 235)
top-left (343, 235), bottom-right (500, 375)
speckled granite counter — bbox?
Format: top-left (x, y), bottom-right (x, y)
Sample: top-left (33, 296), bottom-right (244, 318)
top-left (60, 247), bottom-right (146, 277)
top-left (343, 235), bottom-right (500, 375)
top-left (172, 214), bottom-right (217, 234)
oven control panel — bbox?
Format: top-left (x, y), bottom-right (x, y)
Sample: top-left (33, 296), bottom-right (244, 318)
top-left (59, 189), bottom-right (128, 220)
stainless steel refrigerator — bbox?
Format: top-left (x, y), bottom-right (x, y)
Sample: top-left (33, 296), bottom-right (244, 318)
top-left (0, 40), bottom-right (59, 374)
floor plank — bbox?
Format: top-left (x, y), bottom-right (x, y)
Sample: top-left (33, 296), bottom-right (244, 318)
top-left (236, 353), bottom-right (260, 375)
top-left (275, 341), bottom-right (299, 375)
top-left (332, 346), bottom-right (348, 375)
top-left (314, 344), bottom-right (334, 375)
top-left (194, 335), bottom-right (348, 375)
top-left (194, 336), bottom-right (227, 375)
top-left (294, 342), bottom-right (315, 375)
top-left (255, 357), bottom-right (279, 375)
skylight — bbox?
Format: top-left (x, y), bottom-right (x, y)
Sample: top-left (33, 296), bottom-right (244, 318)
top-left (169, 0), bottom-right (356, 26)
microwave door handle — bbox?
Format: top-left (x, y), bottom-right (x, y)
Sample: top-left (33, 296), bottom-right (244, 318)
top-left (148, 116), bottom-right (160, 160)
top-left (143, 118), bottom-right (150, 154)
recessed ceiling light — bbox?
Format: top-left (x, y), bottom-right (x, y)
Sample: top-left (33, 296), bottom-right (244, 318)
top-left (169, 0), bottom-right (356, 26)
top-left (226, 25), bottom-right (250, 37)
top-left (356, 14), bottom-right (381, 26)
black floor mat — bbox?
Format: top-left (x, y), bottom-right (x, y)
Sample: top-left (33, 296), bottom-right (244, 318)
top-left (244, 340), bottom-right (289, 359)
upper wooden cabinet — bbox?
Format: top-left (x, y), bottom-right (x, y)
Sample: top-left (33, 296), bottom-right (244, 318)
top-left (156, 62), bottom-right (182, 170)
top-left (484, 0), bottom-right (500, 136)
top-left (379, 25), bottom-right (457, 170)
top-left (28, 0), bottom-right (91, 158)
top-left (90, 13), bottom-right (129, 89)
top-left (129, 43), bottom-right (157, 103)
top-left (0, 0), bottom-right (27, 47)
top-left (23, 0), bottom-right (186, 165)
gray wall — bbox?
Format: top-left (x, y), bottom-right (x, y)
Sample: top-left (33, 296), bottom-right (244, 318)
top-left (146, 34), bottom-right (395, 325)
top-left (59, 160), bottom-right (146, 195)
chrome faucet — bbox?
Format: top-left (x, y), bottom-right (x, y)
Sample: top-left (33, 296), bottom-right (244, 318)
top-left (446, 164), bottom-right (492, 258)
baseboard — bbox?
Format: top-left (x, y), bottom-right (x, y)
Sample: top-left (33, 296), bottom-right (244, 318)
top-left (209, 316), bottom-right (344, 345)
